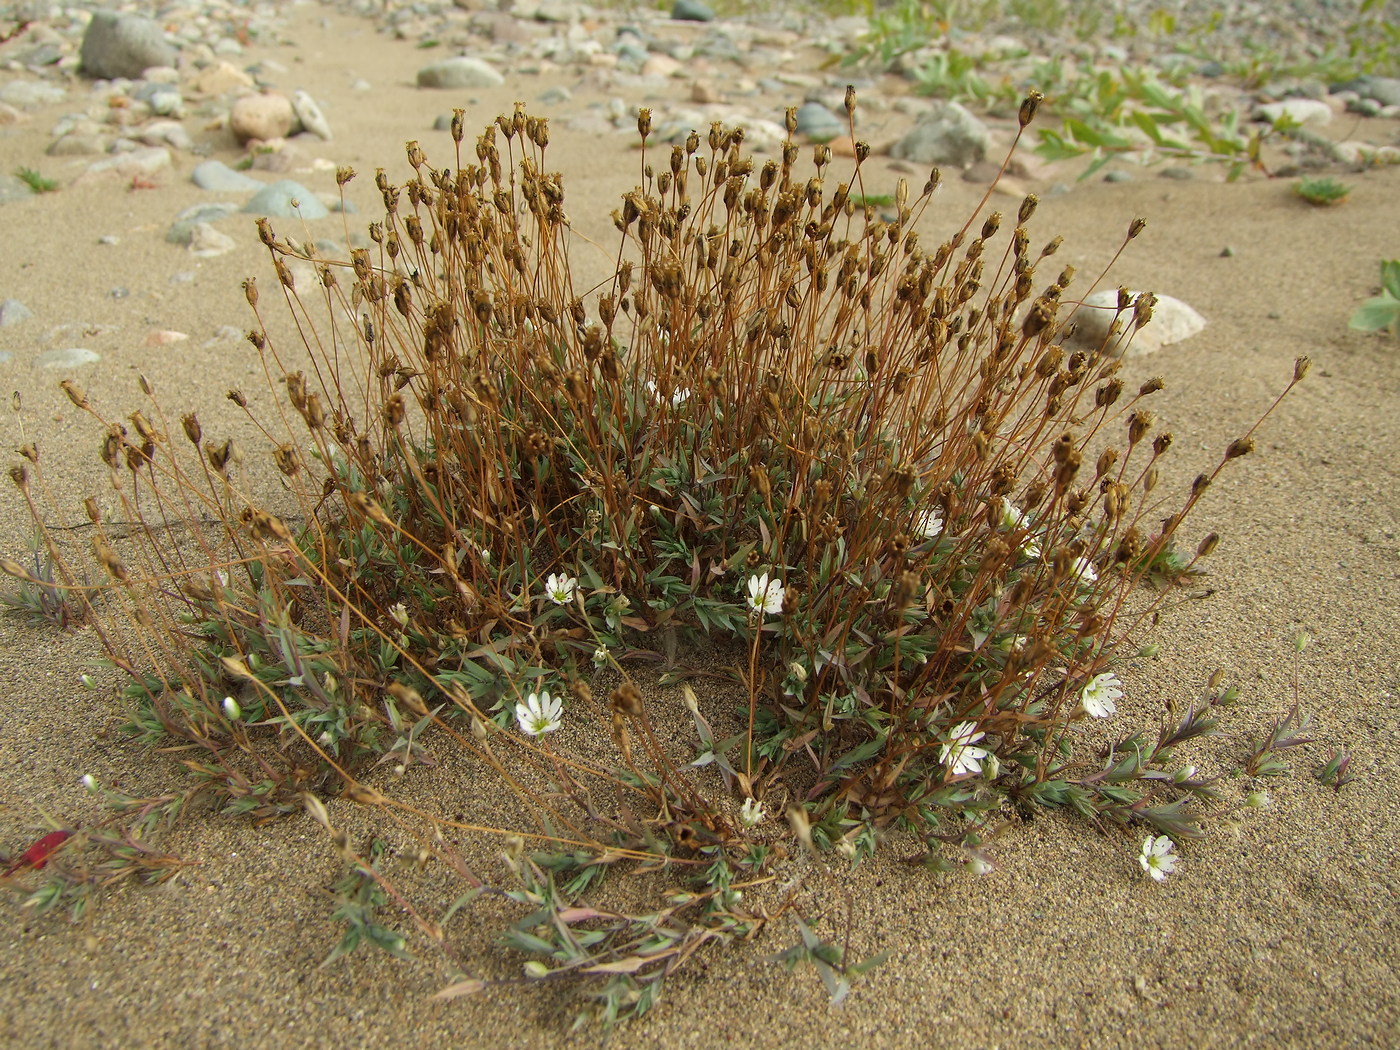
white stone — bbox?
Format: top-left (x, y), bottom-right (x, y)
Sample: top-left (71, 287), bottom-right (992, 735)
top-left (230, 92), bottom-right (295, 144)
top-left (1256, 99), bottom-right (1333, 128)
top-left (1067, 290), bottom-right (1206, 358)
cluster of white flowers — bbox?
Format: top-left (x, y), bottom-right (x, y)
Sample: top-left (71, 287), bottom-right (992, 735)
top-left (645, 379), bottom-right (692, 406)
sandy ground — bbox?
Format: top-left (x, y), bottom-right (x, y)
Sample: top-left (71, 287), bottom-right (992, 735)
top-left (0, 4), bottom-right (1398, 1048)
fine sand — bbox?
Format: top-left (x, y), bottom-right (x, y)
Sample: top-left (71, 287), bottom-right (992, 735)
top-left (1, 5), bottom-right (1398, 1048)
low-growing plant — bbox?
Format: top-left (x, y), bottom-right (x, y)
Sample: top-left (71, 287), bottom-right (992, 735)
top-left (5, 92), bottom-right (1308, 1026)
top-left (1295, 176), bottom-right (1351, 206)
top-left (14, 166), bottom-right (57, 194)
top-left (1349, 258), bottom-right (1400, 337)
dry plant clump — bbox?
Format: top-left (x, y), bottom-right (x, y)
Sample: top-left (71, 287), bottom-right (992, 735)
top-left (4, 91), bottom-right (1309, 1023)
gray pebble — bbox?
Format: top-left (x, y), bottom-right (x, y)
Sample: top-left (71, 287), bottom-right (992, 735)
top-left (794, 101), bottom-right (844, 141)
top-left (0, 175), bottom-right (35, 203)
top-left (167, 202), bottom-right (240, 244)
top-left (1159, 166), bottom-right (1195, 180)
top-left (538, 86), bottom-right (572, 105)
top-left (243, 179), bottom-right (330, 220)
top-left (189, 222), bottom-right (236, 258)
top-left (417, 57), bottom-right (504, 89)
top-left (1103, 170), bottom-right (1133, 183)
top-left (0, 81), bottom-right (65, 108)
top-left (35, 348), bottom-right (101, 369)
top-left (191, 160), bottom-right (262, 192)
top-left (291, 90), bottom-right (332, 141)
top-left (0, 299), bottom-right (34, 327)
top-left (672, 0), bottom-right (716, 22)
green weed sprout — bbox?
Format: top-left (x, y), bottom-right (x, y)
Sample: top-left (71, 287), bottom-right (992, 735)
top-left (1295, 176), bottom-right (1351, 206)
top-left (14, 167), bottom-right (58, 194)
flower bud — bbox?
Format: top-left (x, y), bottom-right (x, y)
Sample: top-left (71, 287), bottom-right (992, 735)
top-left (222, 696), bottom-right (242, 720)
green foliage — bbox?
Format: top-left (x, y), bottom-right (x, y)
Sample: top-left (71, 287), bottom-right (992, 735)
top-left (14, 166), bottom-right (57, 193)
top-left (1294, 176), bottom-right (1351, 207)
top-left (323, 839), bottom-right (413, 967)
top-left (1349, 259), bottom-right (1400, 337)
top-left (1035, 70), bottom-right (1263, 180)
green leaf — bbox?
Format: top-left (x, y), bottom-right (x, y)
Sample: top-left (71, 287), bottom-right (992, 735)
top-left (1379, 260), bottom-right (1400, 300)
top-left (1349, 297), bottom-right (1400, 333)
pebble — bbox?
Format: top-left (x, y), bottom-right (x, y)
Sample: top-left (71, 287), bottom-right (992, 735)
top-left (0, 81), bottom-right (65, 109)
top-left (189, 223), bottom-right (237, 258)
top-left (138, 120), bottom-right (194, 151)
top-left (794, 101), bottom-right (844, 141)
top-left (291, 90), bottom-right (332, 140)
top-left (0, 175), bottom-right (34, 203)
top-left (192, 160), bottom-right (263, 192)
top-left (243, 179), bottom-right (330, 220)
top-left (889, 100), bottom-right (989, 168)
top-left (417, 57), bottom-right (505, 89)
top-left (1068, 290), bottom-right (1206, 359)
top-left (231, 93), bottom-right (297, 143)
top-left (168, 203), bottom-right (239, 244)
top-left (672, 0), bottom-right (717, 23)
top-left (1103, 170), bottom-right (1134, 183)
top-left (0, 299), bottom-right (34, 327)
top-left (190, 61), bottom-right (255, 96)
top-left (144, 330), bottom-right (189, 347)
top-left (79, 13), bottom-right (177, 80)
top-left (0, 103), bottom-right (24, 125)
top-left (35, 348), bottom-right (101, 369)
top-left (134, 82), bottom-right (184, 118)
top-left (79, 146), bottom-right (172, 182)
top-left (538, 86), bottom-right (572, 105)
top-left (1256, 99), bottom-right (1332, 127)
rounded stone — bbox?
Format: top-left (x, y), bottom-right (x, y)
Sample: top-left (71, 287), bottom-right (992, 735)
top-left (230, 93), bottom-right (296, 144)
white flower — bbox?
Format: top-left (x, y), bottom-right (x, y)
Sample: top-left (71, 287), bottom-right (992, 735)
top-left (940, 721), bottom-right (989, 777)
top-left (1139, 835), bottom-right (1179, 881)
top-left (389, 602), bottom-right (410, 628)
top-left (738, 798), bottom-right (766, 828)
top-left (545, 573), bottom-right (577, 606)
top-left (917, 509), bottom-right (944, 539)
top-left (591, 645), bottom-right (610, 669)
top-left (1079, 672), bottom-right (1123, 718)
top-left (1070, 556), bottom-right (1099, 586)
top-left (1000, 498), bottom-right (1028, 531)
top-left (746, 572), bottom-right (785, 616)
top-left (79, 774), bottom-right (99, 793)
top-left (515, 690), bottom-right (563, 737)
top-left (222, 696), bottom-right (242, 720)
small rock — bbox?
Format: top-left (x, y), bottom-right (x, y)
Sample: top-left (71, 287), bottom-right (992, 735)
top-left (167, 202), bottom-right (240, 244)
top-left (889, 100), bottom-right (989, 168)
top-left (35, 348), bottom-right (101, 369)
top-left (48, 133), bottom-right (110, 156)
top-left (1355, 75), bottom-right (1400, 107)
top-left (0, 102), bottom-right (25, 125)
top-left (144, 329), bottom-right (189, 347)
top-left (134, 82), bottom-right (183, 117)
top-left (641, 54), bottom-right (682, 78)
top-left (1103, 170), bottom-right (1133, 183)
top-left (98, 235), bottom-right (119, 245)
top-left (79, 146), bottom-right (171, 181)
top-left (192, 160), bottom-right (263, 192)
top-left (690, 80), bottom-right (719, 104)
top-left (794, 101), bottom-right (844, 141)
top-left (351, 79), bottom-right (373, 93)
top-left (188, 222), bottom-right (237, 258)
top-left (1158, 166), bottom-right (1194, 180)
top-left (230, 92), bottom-right (296, 144)
top-left (291, 90), bottom-right (332, 140)
top-left (1068, 290), bottom-right (1206, 359)
top-left (138, 121), bottom-right (193, 151)
top-left (538, 86), bottom-right (572, 105)
top-left (828, 135), bottom-right (857, 158)
top-left (243, 179), bottom-right (330, 220)
top-left (0, 81), bottom-right (65, 109)
top-left (1219, 245), bottom-right (1235, 257)
top-left (417, 57), bottom-right (505, 89)
top-left (191, 61), bottom-right (254, 96)
top-left (250, 143), bottom-right (304, 174)
top-left (0, 299), bottom-right (34, 327)
top-left (1256, 99), bottom-right (1332, 127)
top-left (672, 0), bottom-right (716, 22)
top-left (79, 13), bottom-right (176, 80)
top-left (0, 175), bottom-right (34, 204)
